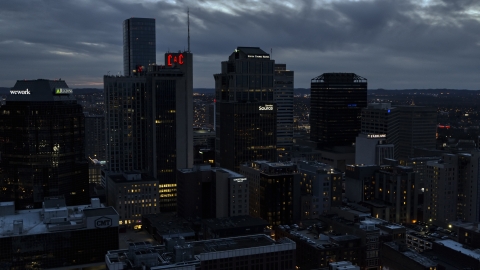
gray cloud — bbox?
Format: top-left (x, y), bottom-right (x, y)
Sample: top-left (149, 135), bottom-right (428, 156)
top-left (0, 0), bottom-right (478, 89)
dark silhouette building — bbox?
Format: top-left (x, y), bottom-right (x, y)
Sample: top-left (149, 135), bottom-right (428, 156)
top-left (310, 73), bottom-right (367, 150)
top-left (214, 47), bottom-right (277, 172)
top-left (0, 79), bottom-right (89, 209)
top-left (123, 18), bottom-right (156, 76)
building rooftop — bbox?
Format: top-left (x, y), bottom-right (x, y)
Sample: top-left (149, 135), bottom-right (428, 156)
top-left (142, 213), bottom-right (195, 238)
top-left (436, 239), bottom-right (480, 260)
top-left (384, 242), bottom-right (436, 267)
top-left (7, 79), bottom-right (77, 102)
top-left (203, 215), bottom-right (268, 231)
top-left (0, 200), bottom-right (117, 237)
top-left (105, 234), bottom-right (295, 269)
top-left (236, 47), bottom-right (269, 56)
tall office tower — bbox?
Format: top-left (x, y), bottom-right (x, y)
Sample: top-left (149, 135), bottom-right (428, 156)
top-left (374, 166), bottom-right (418, 224)
top-left (361, 103), bottom-right (397, 139)
top-left (389, 106), bottom-right (437, 159)
top-left (240, 161), bottom-right (300, 226)
top-left (104, 76), bottom-right (148, 173)
top-left (85, 113), bottom-right (106, 161)
top-left (0, 80), bottom-right (89, 209)
top-left (177, 164), bottom-right (248, 219)
top-left (147, 53), bottom-right (193, 212)
top-left (296, 161), bottom-right (343, 215)
top-left (310, 73), bottom-right (367, 150)
top-left (123, 18), bottom-right (156, 76)
top-left (274, 64), bottom-right (294, 152)
top-left (214, 47), bottom-right (277, 172)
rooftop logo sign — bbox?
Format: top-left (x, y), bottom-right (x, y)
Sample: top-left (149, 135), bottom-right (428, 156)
top-left (54, 88), bottom-right (73, 95)
top-left (10, 89), bottom-right (30, 95)
top-left (247, 55), bottom-right (270, 59)
top-left (95, 216), bottom-right (112, 228)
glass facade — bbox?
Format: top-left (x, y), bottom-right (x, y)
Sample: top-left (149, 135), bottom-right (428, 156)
top-left (104, 77), bottom-right (149, 172)
top-left (310, 73), bottom-right (367, 149)
top-left (0, 80), bottom-right (89, 209)
top-left (214, 47), bottom-right (277, 171)
top-left (123, 18), bottom-right (156, 76)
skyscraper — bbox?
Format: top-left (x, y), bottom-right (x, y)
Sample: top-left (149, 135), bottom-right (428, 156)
top-left (388, 106), bottom-right (437, 159)
top-left (123, 18), bottom-right (156, 76)
top-left (310, 73), bottom-right (367, 150)
top-left (274, 64), bottom-right (294, 152)
top-left (214, 47), bottom-right (277, 172)
top-left (104, 76), bottom-right (148, 173)
top-left (146, 52), bottom-right (193, 211)
top-left (0, 80), bottom-right (89, 209)
top-left (106, 17), bottom-right (194, 212)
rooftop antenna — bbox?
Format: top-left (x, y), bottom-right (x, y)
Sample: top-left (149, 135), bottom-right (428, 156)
top-left (271, 48), bottom-right (272, 59)
top-left (188, 8), bottom-right (190, 53)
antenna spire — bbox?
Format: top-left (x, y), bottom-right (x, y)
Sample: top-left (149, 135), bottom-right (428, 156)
top-left (188, 8), bottom-right (190, 53)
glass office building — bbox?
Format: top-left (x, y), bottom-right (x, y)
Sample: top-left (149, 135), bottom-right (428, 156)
top-left (123, 18), bottom-right (156, 76)
top-left (214, 47), bottom-right (277, 172)
top-left (310, 73), bottom-right (367, 150)
top-left (0, 79), bottom-right (89, 209)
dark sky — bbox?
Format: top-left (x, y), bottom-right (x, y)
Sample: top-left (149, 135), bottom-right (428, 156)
top-left (0, 0), bottom-right (479, 89)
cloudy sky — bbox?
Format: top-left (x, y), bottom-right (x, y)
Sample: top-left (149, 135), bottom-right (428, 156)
top-left (0, 0), bottom-right (479, 89)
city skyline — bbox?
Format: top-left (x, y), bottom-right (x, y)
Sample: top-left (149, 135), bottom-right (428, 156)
top-left (0, 0), bottom-right (479, 89)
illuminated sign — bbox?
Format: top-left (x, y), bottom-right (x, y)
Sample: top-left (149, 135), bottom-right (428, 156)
top-left (54, 88), bottom-right (73, 94)
top-left (259, 104), bottom-right (274, 111)
top-left (95, 216), bottom-right (112, 228)
top-left (367, 134), bottom-right (386, 138)
top-left (234, 178), bottom-right (247, 182)
top-left (167, 53), bottom-right (184, 66)
top-left (10, 89), bottom-right (30, 95)
top-left (247, 55), bottom-right (270, 59)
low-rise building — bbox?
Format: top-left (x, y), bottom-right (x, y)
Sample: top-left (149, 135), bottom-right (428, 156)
top-left (105, 171), bottom-right (159, 228)
top-left (381, 242), bottom-right (437, 270)
top-left (105, 234), bottom-right (296, 270)
top-left (0, 197), bottom-right (118, 269)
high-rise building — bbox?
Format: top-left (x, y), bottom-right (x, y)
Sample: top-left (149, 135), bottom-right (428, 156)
top-left (389, 106), bottom-right (437, 159)
top-left (374, 166), bottom-right (418, 224)
top-left (123, 18), bottom-right (156, 76)
top-left (104, 76), bottom-right (148, 173)
top-left (147, 53), bottom-right (193, 211)
top-left (274, 64), bottom-right (294, 152)
top-left (423, 152), bottom-right (480, 225)
top-left (296, 161), bottom-right (343, 215)
top-left (361, 103), bottom-right (397, 139)
top-left (104, 51), bottom-right (193, 212)
top-left (84, 113), bottom-right (106, 161)
top-left (0, 80), bottom-right (89, 209)
top-left (240, 161), bottom-right (300, 226)
top-left (424, 154), bottom-right (458, 226)
top-left (214, 47), bottom-right (277, 172)
top-left (310, 73), bottom-right (367, 150)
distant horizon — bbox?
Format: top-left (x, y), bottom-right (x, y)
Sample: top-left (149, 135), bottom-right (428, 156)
top-left (1, 1), bottom-right (479, 89)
